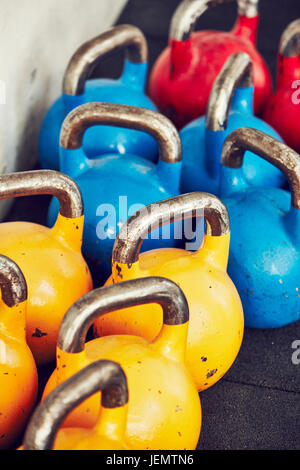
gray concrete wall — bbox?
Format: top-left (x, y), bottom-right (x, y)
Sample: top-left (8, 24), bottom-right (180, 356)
top-left (0, 0), bottom-right (127, 218)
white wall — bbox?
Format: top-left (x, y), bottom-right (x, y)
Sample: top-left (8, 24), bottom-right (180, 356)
top-left (0, 0), bottom-right (127, 218)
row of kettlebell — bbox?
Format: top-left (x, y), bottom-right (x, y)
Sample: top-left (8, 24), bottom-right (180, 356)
top-left (39, 1), bottom-right (300, 167)
top-left (1, 0), bottom-right (299, 450)
top-left (2, 127), bottom-right (300, 449)
top-left (0, 255), bottom-right (202, 450)
top-left (0, 180), bottom-right (244, 449)
top-left (36, 7), bottom-right (299, 326)
top-left (38, 8), bottom-right (300, 303)
top-left (150, 0), bottom-right (300, 153)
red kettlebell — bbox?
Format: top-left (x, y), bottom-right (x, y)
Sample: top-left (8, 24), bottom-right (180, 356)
top-left (263, 19), bottom-right (300, 154)
top-left (149, 0), bottom-right (273, 128)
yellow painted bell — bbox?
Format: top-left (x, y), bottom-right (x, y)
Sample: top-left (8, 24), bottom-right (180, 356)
top-left (42, 277), bottom-right (202, 450)
top-left (0, 255), bottom-right (38, 449)
top-left (0, 170), bottom-right (93, 364)
top-left (94, 192), bottom-right (244, 391)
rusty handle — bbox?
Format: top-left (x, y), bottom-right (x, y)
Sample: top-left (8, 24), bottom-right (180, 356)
top-left (63, 24), bottom-right (148, 96)
top-left (0, 255), bottom-right (27, 308)
top-left (221, 127), bottom-right (300, 209)
top-left (0, 170), bottom-right (83, 218)
top-left (58, 277), bottom-right (189, 354)
top-left (206, 52), bottom-right (253, 131)
top-left (169, 0), bottom-right (258, 41)
top-left (279, 19), bottom-right (300, 57)
top-left (59, 102), bottom-right (182, 163)
top-left (22, 360), bottom-right (128, 450)
top-left (237, 0), bottom-right (259, 17)
top-left (113, 192), bottom-right (230, 265)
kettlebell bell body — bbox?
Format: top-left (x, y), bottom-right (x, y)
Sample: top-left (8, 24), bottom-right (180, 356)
top-left (39, 25), bottom-right (158, 170)
top-left (0, 256), bottom-right (38, 449)
top-left (220, 127), bottom-right (300, 328)
top-left (180, 52), bottom-right (285, 194)
top-left (95, 193), bottom-right (244, 391)
top-left (0, 171), bottom-right (93, 364)
top-left (149, 0), bottom-right (272, 128)
top-left (42, 277), bottom-right (202, 450)
top-left (47, 102), bottom-right (183, 284)
top-left (263, 19), bottom-right (300, 154)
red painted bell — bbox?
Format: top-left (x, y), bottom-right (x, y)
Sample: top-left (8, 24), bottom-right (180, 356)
top-left (149, 0), bottom-right (273, 128)
top-left (263, 19), bottom-right (300, 154)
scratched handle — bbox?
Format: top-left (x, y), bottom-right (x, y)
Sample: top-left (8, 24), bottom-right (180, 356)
top-left (63, 24), bottom-right (148, 96)
top-left (221, 127), bottom-right (300, 209)
top-left (279, 19), bottom-right (300, 57)
top-left (169, 0), bottom-right (258, 41)
top-left (206, 52), bottom-right (253, 131)
top-left (0, 170), bottom-right (83, 218)
top-left (22, 360), bottom-right (128, 450)
top-left (57, 277), bottom-right (189, 354)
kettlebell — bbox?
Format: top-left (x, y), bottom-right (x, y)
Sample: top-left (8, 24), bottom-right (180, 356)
top-left (47, 102), bottom-right (183, 284)
top-left (0, 255), bottom-right (38, 449)
top-left (0, 170), bottom-right (93, 364)
top-left (149, 0), bottom-right (272, 128)
top-left (219, 127), bottom-right (300, 328)
top-left (263, 19), bottom-right (300, 154)
top-left (180, 51), bottom-right (285, 194)
top-left (94, 192), bottom-right (244, 391)
top-left (22, 360), bottom-right (130, 450)
top-left (42, 277), bottom-right (202, 450)
top-left (39, 24), bottom-right (158, 170)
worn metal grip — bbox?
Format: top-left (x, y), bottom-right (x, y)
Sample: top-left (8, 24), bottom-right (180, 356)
top-left (58, 277), bottom-right (189, 354)
top-left (206, 52), bottom-right (253, 131)
top-left (113, 192), bottom-right (230, 265)
top-left (59, 102), bottom-right (182, 163)
top-left (221, 127), bottom-right (300, 209)
top-left (237, 0), bottom-right (259, 17)
top-left (0, 170), bottom-right (83, 218)
top-left (23, 360), bottom-right (128, 450)
top-left (170, 0), bottom-right (258, 41)
top-left (0, 255), bottom-right (27, 307)
top-left (279, 19), bottom-right (300, 58)
top-left (63, 24), bottom-right (148, 96)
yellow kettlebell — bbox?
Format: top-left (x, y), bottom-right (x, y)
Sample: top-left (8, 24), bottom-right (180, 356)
top-left (42, 276), bottom-right (202, 450)
top-left (94, 192), bottom-right (244, 391)
top-left (0, 170), bottom-right (93, 364)
top-left (0, 255), bottom-right (38, 449)
top-left (22, 360), bottom-right (130, 450)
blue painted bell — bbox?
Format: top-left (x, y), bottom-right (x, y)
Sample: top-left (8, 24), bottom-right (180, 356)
top-left (47, 102), bottom-right (183, 284)
top-left (39, 25), bottom-right (158, 170)
top-left (179, 52), bottom-right (286, 195)
top-left (219, 127), bottom-right (300, 329)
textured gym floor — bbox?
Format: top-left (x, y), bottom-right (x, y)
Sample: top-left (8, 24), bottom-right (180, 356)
top-left (6, 0), bottom-right (300, 450)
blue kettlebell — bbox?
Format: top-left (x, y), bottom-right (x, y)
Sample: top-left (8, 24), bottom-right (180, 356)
top-left (39, 24), bottom-right (158, 170)
top-left (179, 51), bottom-right (286, 195)
top-left (47, 102), bottom-right (183, 284)
top-left (219, 126), bottom-right (300, 329)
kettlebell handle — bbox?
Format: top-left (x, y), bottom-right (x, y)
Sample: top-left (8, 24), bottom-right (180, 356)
top-left (113, 192), bottom-right (230, 265)
top-left (0, 170), bottom-right (83, 218)
top-left (22, 360), bottom-right (128, 450)
top-left (63, 24), bottom-right (148, 96)
top-left (0, 255), bottom-right (27, 308)
top-left (206, 52), bottom-right (253, 131)
top-left (59, 102), bottom-right (182, 163)
top-left (170, 0), bottom-right (258, 41)
top-left (58, 277), bottom-right (189, 354)
top-left (279, 19), bottom-right (300, 57)
top-left (221, 127), bottom-right (300, 209)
